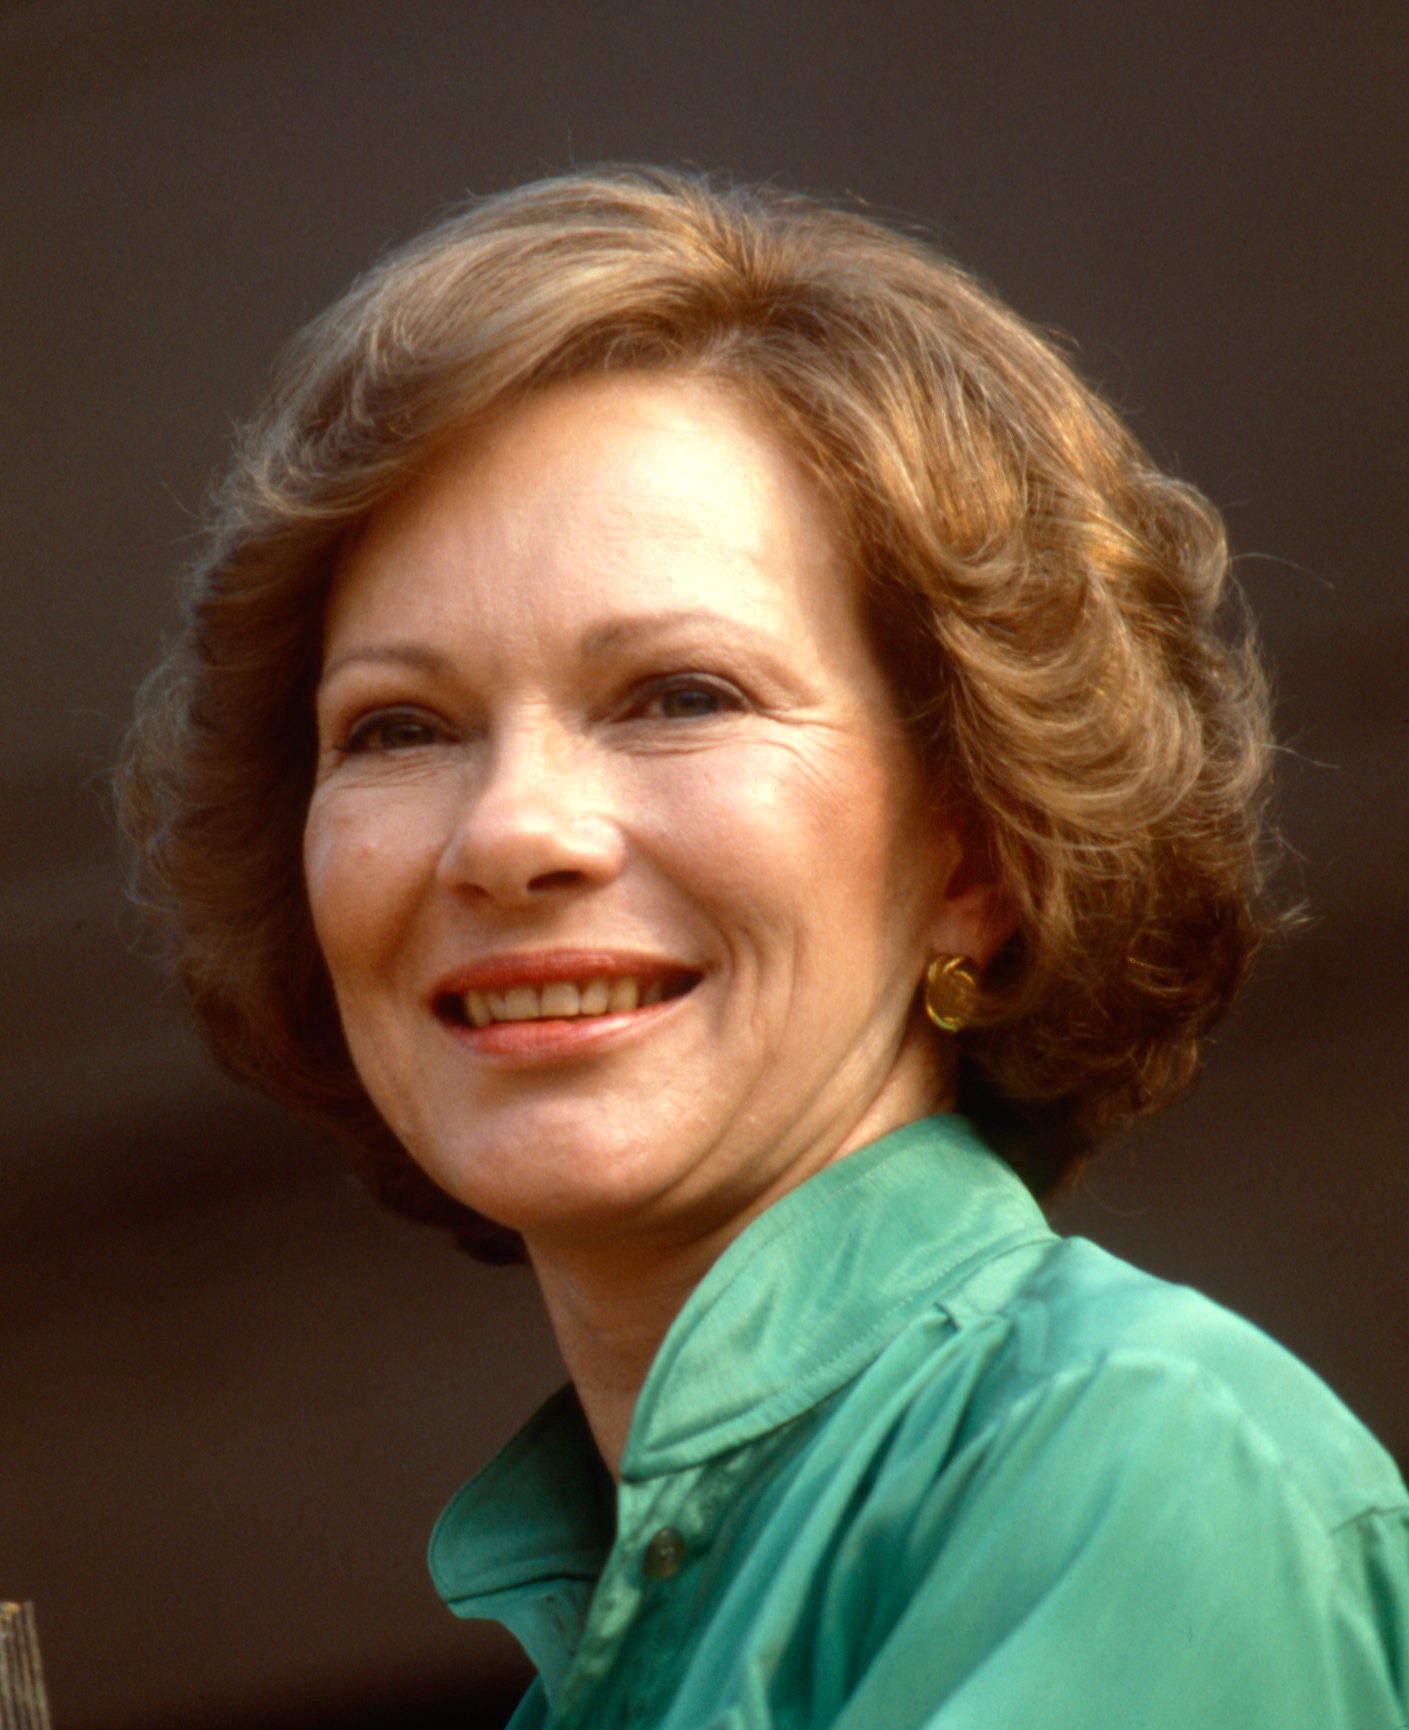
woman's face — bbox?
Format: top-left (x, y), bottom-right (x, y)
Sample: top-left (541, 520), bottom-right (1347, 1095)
top-left (305, 372), bottom-right (996, 1260)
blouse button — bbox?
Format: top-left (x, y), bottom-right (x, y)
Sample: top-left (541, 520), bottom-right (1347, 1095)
top-left (642, 1527), bottom-right (687, 1580)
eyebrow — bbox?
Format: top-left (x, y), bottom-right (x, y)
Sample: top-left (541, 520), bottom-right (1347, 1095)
top-left (317, 642), bottom-right (458, 683)
top-left (321, 610), bottom-right (755, 683)
top-left (579, 610), bottom-right (748, 658)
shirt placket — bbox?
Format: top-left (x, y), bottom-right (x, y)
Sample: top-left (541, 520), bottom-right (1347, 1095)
top-left (550, 1463), bottom-right (721, 1729)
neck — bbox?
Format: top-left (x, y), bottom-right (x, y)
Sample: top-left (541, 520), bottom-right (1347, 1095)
top-left (525, 1230), bottom-right (726, 1477)
top-left (524, 1032), bottom-right (958, 1476)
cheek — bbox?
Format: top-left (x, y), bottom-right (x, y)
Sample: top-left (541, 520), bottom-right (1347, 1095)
top-left (639, 748), bottom-right (835, 894)
top-left (642, 742), bottom-right (923, 946)
top-left (784, 743), bottom-right (950, 969)
top-left (302, 790), bottom-right (431, 984)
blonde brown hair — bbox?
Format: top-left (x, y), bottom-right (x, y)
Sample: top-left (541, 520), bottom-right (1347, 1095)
top-left (119, 167), bottom-right (1278, 1260)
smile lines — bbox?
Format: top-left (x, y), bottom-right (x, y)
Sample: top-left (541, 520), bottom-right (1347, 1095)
top-left (440, 974), bottom-right (696, 1027)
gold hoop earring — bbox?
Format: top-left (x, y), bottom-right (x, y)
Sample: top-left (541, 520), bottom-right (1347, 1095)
top-left (924, 954), bottom-right (979, 1034)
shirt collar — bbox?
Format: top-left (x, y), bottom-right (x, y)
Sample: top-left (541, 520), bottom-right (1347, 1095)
top-left (431, 1115), bottom-right (1052, 1633)
top-left (622, 1113), bottom-right (1052, 1475)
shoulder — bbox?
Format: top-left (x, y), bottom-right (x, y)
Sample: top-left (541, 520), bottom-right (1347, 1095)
top-left (938, 1234), bottom-right (1407, 1532)
top-left (809, 1240), bottom-right (1409, 1728)
top-left (811, 1217), bottom-right (1407, 1554)
top-left (826, 1230), bottom-right (1409, 1635)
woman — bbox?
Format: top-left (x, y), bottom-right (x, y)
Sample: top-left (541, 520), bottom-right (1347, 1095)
top-left (120, 169), bottom-right (1409, 1727)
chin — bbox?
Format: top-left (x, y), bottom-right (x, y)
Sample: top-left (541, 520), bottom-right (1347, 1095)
top-left (407, 1115), bottom-right (679, 1238)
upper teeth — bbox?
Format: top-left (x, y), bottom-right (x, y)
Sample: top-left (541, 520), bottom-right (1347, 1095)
top-left (462, 976), bottom-right (666, 1026)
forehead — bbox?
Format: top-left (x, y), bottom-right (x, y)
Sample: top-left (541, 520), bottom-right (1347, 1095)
top-left (324, 370), bottom-right (863, 651)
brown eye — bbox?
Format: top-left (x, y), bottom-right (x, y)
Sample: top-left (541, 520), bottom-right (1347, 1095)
top-left (637, 676), bottom-right (745, 721)
top-left (659, 686), bottom-right (723, 719)
top-left (345, 711), bottom-right (442, 753)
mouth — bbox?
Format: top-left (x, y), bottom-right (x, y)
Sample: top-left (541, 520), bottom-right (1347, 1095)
top-left (434, 969), bottom-right (700, 1029)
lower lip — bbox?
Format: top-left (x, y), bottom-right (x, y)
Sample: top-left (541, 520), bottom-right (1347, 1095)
top-left (435, 990), bottom-right (693, 1060)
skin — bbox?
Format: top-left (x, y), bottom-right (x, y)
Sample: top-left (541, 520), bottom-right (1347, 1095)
top-left (304, 372), bottom-right (1010, 1470)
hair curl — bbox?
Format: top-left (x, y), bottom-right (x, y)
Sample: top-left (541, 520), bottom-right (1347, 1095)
top-left (118, 167), bottom-right (1280, 1261)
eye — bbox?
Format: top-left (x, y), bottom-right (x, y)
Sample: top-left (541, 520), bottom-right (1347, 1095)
top-left (634, 675), bottom-right (745, 722)
top-left (341, 709), bottom-right (446, 753)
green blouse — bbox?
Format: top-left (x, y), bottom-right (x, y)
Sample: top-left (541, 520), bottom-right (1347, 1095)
top-left (430, 1115), bottom-right (1409, 1728)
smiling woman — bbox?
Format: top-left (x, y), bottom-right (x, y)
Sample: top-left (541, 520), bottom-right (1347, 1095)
top-left (303, 374), bottom-right (987, 1289)
top-left (118, 169), bottom-right (1409, 1728)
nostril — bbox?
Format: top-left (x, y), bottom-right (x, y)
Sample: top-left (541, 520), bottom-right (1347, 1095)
top-left (527, 868), bottom-right (588, 892)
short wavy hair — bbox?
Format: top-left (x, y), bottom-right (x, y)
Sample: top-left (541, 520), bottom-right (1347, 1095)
top-left (119, 167), bottom-right (1279, 1261)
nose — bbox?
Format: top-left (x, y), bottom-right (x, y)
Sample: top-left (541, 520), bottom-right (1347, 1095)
top-left (435, 718), bottom-right (626, 905)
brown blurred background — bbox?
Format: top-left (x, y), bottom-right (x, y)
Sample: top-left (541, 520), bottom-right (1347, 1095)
top-left (2, 2), bottom-right (1405, 1725)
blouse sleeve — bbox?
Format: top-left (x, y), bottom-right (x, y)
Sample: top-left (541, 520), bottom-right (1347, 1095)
top-left (823, 1350), bottom-right (1409, 1730)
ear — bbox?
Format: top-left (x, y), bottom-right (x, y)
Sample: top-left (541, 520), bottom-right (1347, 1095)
top-left (922, 819), bottom-right (1017, 970)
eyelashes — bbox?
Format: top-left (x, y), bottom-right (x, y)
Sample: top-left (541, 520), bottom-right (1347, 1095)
top-left (327, 670), bottom-right (753, 759)
top-left (628, 674), bottom-right (748, 722)
top-left (340, 709), bottom-right (448, 755)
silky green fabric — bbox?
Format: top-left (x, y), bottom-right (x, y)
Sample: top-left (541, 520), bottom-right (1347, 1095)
top-left (430, 1116), bottom-right (1409, 1728)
